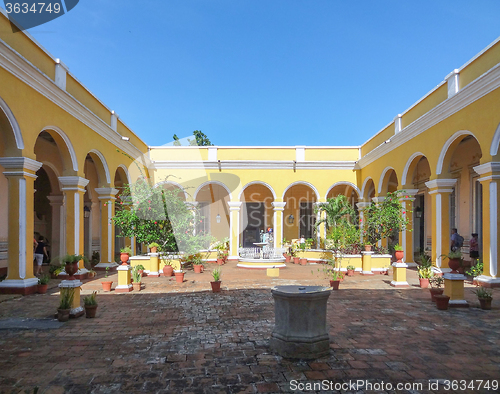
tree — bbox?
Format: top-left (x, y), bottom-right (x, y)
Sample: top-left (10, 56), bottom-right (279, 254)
top-left (191, 130), bottom-right (212, 146)
top-left (315, 195), bottom-right (355, 230)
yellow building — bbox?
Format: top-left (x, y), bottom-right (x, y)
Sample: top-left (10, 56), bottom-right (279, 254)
top-left (1, 9), bottom-right (499, 293)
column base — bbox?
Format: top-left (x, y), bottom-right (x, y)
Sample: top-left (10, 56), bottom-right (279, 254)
top-left (146, 271), bottom-right (160, 277)
top-left (390, 280), bottom-right (409, 287)
top-left (94, 262), bottom-right (119, 271)
top-left (362, 271), bottom-right (374, 275)
top-left (449, 300), bottom-right (469, 308)
top-left (0, 278), bottom-right (38, 295)
top-left (115, 284), bottom-right (133, 293)
top-left (475, 275), bottom-right (500, 288)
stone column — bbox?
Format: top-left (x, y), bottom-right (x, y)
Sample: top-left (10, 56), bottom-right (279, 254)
top-left (474, 162), bottom-right (500, 287)
top-left (372, 196), bottom-right (386, 249)
top-left (425, 179), bottom-right (457, 272)
top-left (94, 188), bottom-right (119, 269)
top-left (313, 200), bottom-right (325, 249)
top-left (361, 251), bottom-right (374, 275)
top-left (398, 189), bottom-right (418, 266)
top-left (356, 201), bottom-right (371, 245)
top-left (47, 194), bottom-right (64, 261)
top-left (0, 157), bottom-right (42, 295)
top-left (272, 202), bottom-right (286, 249)
top-left (228, 202), bottom-right (242, 260)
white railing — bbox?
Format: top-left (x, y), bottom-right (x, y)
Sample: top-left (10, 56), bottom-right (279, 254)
top-left (239, 247), bottom-right (286, 259)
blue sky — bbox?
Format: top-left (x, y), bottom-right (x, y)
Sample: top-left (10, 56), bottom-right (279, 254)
top-left (12, 0), bottom-right (500, 146)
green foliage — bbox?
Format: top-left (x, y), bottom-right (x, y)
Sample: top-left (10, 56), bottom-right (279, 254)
top-left (61, 254), bottom-right (85, 264)
top-left (131, 266), bottom-right (142, 283)
top-left (429, 275), bottom-right (444, 289)
top-left (393, 243), bottom-right (403, 251)
top-left (191, 130), bottom-right (213, 146)
top-left (315, 195), bottom-right (355, 230)
top-left (135, 264), bottom-right (146, 271)
top-left (362, 191), bottom-right (410, 245)
top-left (466, 260), bottom-right (483, 278)
top-left (83, 291), bottom-right (98, 306)
top-left (148, 242), bottom-right (160, 248)
top-left (212, 267), bottom-right (221, 282)
top-left (120, 246), bottom-right (132, 254)
top-left (105, 266), bottom-right (110, 278)
top-left (417, 266), bottom-right (433, 279)
top-left (38, 274), bottom-right (50, 285)
top-left (346, 265), bottom-right (355, 271)
top-left (305, 238), bottom-right (314, 249)
top-left (320, 256), bottom-right (344, 280)
top-left (441, 250), bottom-right (463, 260)
top-left (473, 286), bottom-right (492, 300)
top-left (326, 221), bottom-right (361, 254)
top-left (59, 287), bottom-right (75, 310)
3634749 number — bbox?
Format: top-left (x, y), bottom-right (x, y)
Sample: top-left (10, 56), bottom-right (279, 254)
top-left (5, 2), bottom-right (62, 14)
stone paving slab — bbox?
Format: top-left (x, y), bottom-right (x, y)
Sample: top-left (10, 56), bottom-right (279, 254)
top-left (0, 262), bottom-right (499, 393)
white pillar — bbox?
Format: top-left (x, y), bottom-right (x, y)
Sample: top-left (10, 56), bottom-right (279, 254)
top-left (228, 202), bottom-right (242, 259)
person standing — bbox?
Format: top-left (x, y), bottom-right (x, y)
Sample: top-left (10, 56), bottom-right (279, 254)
top-left (450, 228), bottom-right (463, 252)
top-left (34, 236), bottom-right (48, 276)
top-left (469, 233), bottom-right (479, 264)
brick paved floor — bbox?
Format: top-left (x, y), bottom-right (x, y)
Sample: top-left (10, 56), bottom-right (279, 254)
top-left (0, 263), bottom-right (499, 393)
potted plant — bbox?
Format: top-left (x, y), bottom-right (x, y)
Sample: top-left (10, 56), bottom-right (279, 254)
top-left (61, 254), bottom-right (84, 280)
top-left (174, 268), bottom-right (185, 283)
top-left (135, 264), bottom-right (146, 277)
top-left (466, 260), bottom-right (483, 285)
top-left (120, 247), bottom-right (132, 265)
top-left (435, 294), bottom-right (450, 310)
top-left (149, 242), bottom-right (160, 253)
top-left (440, 250), bottom-right (462, 273)
top-left (37, 274), bottom-right (50, 294)
top-left (211, 267), bottom-right (221, 292)
top-left (290, 245), bottom-right (299, 264)
top-left (49, 263), bottom-right (63, 279)
top-left (191, 253), bottom-right (204, 273)
top-left (429, 276), bottom-right (444, 302)
top-left (161, 256), bottom-right (174, 277)
top-left (131, 266), bottom-right (142, 291)
top-left (101, 267), bottom-right (113, 292)
top-left (83, 291), bottom-right (98, 318)
top-left (87, 269), bottom-right (97, 278)
top-left (57, 287), bottom-right (75, 322)
top-left (321, 257), bottom-right (343, 289)
top-left (364, 243), bottom-right (372, 252)
top-left (393, 244), bottom-right (404, 262)
top-left (346, 265), bottom-right (355, 277)
top-left (417, 254), bottom-right (433, 288)
top-left (473, 286), bottom-right (493, 310)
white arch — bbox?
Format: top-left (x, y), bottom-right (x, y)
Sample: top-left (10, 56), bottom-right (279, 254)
top-left (238, 181), bottom-right (277, 201)
top-left (490, 122), bottom-right (500, 157)
top-left (40, 161), bottom-right (61, 191)
top-left (281, 181), bottom-right (319, 201)
top-left (89, 149), bottom-right (111, 185)
top-left (0, 96), bottom-right (24, 150)
top-left (361, 177), bottom-right (374, 200)
top-left (194, 181), bottom-right (232, 201)
top-left (377, 166), bottom-right (396, 194)
top-left (436, 130), bottom-right (477, 175)
top-left (154, 180), bottom-right (189, 200)
top-left (42, 125), bottom-right (78, 172)
top-left (324, 182), bottom-right (361, 200)
top-left (402, 152), bottom-right (425, 186)
top-left (117, 164), bottom-right (132, 185)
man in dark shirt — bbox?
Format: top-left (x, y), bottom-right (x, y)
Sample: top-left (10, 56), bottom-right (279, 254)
top-left (34, 236), bottom-right (48, 276)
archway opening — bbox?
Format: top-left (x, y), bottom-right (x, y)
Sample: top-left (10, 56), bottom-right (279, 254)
top-left (283, 184), bottom-right (317, 242)
top-left (195, 183), bottom-right (230, 241)
top-left (241, 184), bottom-right (274, 248)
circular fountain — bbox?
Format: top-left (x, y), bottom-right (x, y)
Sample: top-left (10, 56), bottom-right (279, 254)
top-left (237, 230), bottom-right (286, 269)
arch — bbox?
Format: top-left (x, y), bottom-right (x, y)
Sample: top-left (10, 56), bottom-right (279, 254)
top-left (117, 164), bottom-right (131, 185)
top-left (154, 180), bottom-right (189, 200)
top-left (0, 96), bottom-right (24, 150)
top-left (402, 152), bottom-right (426, 186)
top-left (40, 161), bottom-right (61, 192)
top-left (324, 182), bottom-right (361, 200)
top-left (490, 122), bottom-right (500, 157)
top-left (194, 181), bottom-right (232, 200)
top-left (40, 126), bottom-right (78, 172)
top-left (281, 181), bottom-right (319, 201)
top-left (436, 130), bottom-right (477, 175)
top-left (88, 149), bottom-right (111, 185)
top-left (377, 166), bottom-right (397, 194)
top-left (239, 181), bottom-right (277, 201)
top-left (361, 177), bottom-right (374, 200)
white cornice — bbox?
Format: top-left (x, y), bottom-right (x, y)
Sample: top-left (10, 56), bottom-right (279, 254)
top-left (425, 179), bottom-right (457, 190)
top-left (358, 62), bottom-right (500, 168)
top-left (0, 157), bottom-right (42, 171)
top-left (152, 160), bottom-right (356, 170)
top-left (0, 39), bottom-right (146, 160)
top-left (149, 145), bottom-right (360, 149)
top-left (58, 176), bottom-right (90, 188)
top-left (473, 162), bottom-right (500, 176)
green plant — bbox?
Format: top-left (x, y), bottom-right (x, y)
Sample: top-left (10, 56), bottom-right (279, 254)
top-left (466, 260), bottom-right (483, 278)
top-left (473, 286), bottom-right (492, 300)
top-left (148, 242), bottom-right (160, 248)
top-left (49, 264), bottom-right (60, 274)
top-left (394, 244), bottom-right (403, 251)
top-left (61, 254), bottom-right (85, 264)
top-left (59, 287), bottom-right (75, 310)
top-left (418, 253), bottom-right (432, 268)
top-left (440, 250), bottom-right (462, 260)
top-left (83, 291), bottom-right (98, 306)
top-left (429, 276), bottom-right (444, 289)
top-left (120, 246), bottom-right (132, 254)
top-left (135, 264), bottom-right (145, 271)
top-left (38, 274), bottom-right (50, 285)
top-left (212, 267), bottom-right (221, 282)
top-left (91, 251), bottom-right (100, 266)
top-left (305, 238), bottom-right (314, 249)
top-left (131, 266), bottom-right (142, 283)
top-left (325, 221), bottom-right (361, 254)
top-left (104, 266), bottom-right (110, 278)
top-left (417, 265), bottom-right (433, 279)
top-left (53, 267), bottom-right (64, 276)
top-left (320, 257), bottom-right (344, 281)
top-left (346, 265), bottom-right (355, 271)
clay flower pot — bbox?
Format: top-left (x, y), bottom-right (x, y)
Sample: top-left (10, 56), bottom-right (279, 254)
top-left (174, 271), bottom-right (184, 283)
top-left (150, 247), bottom-right (157, 253)
top-left (64, 262), bottom-right (78, 280)
top-left (429, 288), bottom-right (444, 302)
top-left (478, 298), bottom-right (492, 310)
top-left (364, 245), bottom-right (372, 252)
top-left (211, 281), bottom-right (221, 293)
top-left (395, 250), bottom-right (404, 262)
top-left (419, 278), bottom-right (430, 288)
top-left (101, 281), bottom-right (113, 292)
top-left (284, 254), bottom-right (291, 263)
top-left (217, 258), bottom-right (223, 265)
top-left (57, 308), bottom-right (70, 322)
top-left (120, 253), bottom-right (129, 265)
top-left (132, 282), bottom-right (141, 291)
top-left (329, 280), bottom-right (340, 290)
top-left (293, 257), bottom-right (300, 264)
top-left (435, 294), bottom-right (450, 310)
top-left (85, 305), bottom-right (97, 318)
top-left (193, 264), bottom-right (203, 274)
top-left (163, 265), bottom-right (173, 277)
top-left (37, 284), bottom-right (48, 294)
top-left (300, 258), bottom-right (307, 266)
top-left (448, 258), bottom-right (461, 273)
top-left (346, 269), bottom-right (354, 277)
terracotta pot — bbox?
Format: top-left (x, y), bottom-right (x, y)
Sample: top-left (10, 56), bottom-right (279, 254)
top-left (150, 247), bottom-right (157, 253)
top-left (395, 250), bottom-right (404, 262)
top-left (120, 253), bottom-right (129, 265)
top-left (329, 280), bottom-right (340, 290)
top-left (419, 278), bottom-right (430, 288)
top-left (174, 271), bottom-right (184, 283)
top-left (37, 284), bottom-right (48, 294)
top-left (479, 298), bottom-right (492, 310)
top-left (163, 265), bottom-right (173, 277)
top-left (57, 308), bottom-right (70, 322)
top-left (88, 271), bottom-right (96, 278)
top-left (364, 245), bottom-right (372, 252)
top-left (429, 288), bottom-right (444, 302)
top-left (293, 257), bottom-right (300, 264)
top-left (285, 255), bottom-right (291, 263)
top-left (300, 258), bottom-right (307, 266)
top-left (85, 305), bottom-right (97, 318)
top-left (64, 262), bottom-right (78, 280)
top-left (448, 258), bottom-right (461, 273)
top-left (435, 294), bottom-right (450, 310)
top-left (211, 281), bottom-right (221, 293)
top-left (217, 258), bottom-right (223, 265)
top-left (101, 281), bottom-right (113, 292)
top-left (193, 264), bottom-right (203, 273)
top-left (346, 269), bottom-right (354, 277)
top-left (132, 282), bottom-right (141, 291)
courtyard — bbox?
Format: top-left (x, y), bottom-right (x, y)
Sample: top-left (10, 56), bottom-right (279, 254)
top-left (0, 264), bottom-right (499, 394)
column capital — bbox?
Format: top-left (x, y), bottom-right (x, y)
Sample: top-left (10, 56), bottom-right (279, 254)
top-left (271, 202), bottom-right (286, 210)
top-left (228, 201), bottom-right (242, 210)
top-left (47, 194), bottom-right (64, 205)
top-left (397, 189), bottom-right (419, 198)
top-left (356, 202), bottom-right (371, 210)
top-left (425, 178), bottom-right (456, 194)
top-left (95, 187), bottom-right (119, 199)
top-left (371, 197), bottom-right (385, 204)
top-left (0, 157), bottom-right (42, 178)
top-left (185, 201), bottom-right (199, 207)
top-left (59, 176), bottom-right (89, 191)
top-left (473, 162), bottom-right (500, 176)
